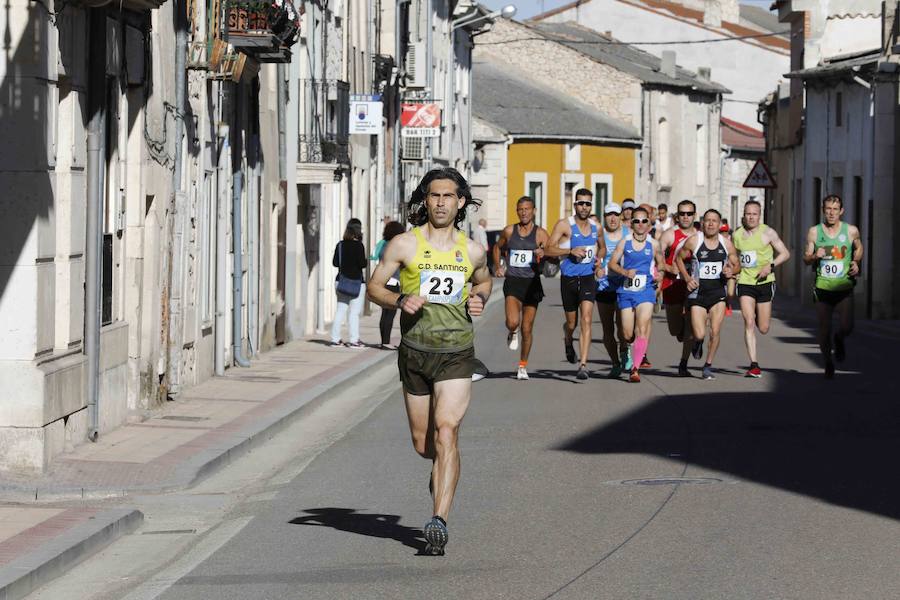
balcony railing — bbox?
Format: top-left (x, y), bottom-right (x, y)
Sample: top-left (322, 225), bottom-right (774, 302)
top-left (226, 0), bottom-right (300, 63)
top-left (298, 79), bottom-right (350, 165)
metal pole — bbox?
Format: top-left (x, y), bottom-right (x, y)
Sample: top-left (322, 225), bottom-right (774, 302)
top-left (215, 90), bottom-right (228, 376)
top-left (232, 86), bottom-right (251, 367)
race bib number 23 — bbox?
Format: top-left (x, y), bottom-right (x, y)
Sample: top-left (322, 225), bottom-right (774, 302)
top-left (420, 270), bottom-right (465, 304)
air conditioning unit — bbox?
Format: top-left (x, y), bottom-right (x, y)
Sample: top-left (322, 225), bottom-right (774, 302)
top-left (405, 42), bottom-right (427, 89)
top-left (402, 136), bottom-right (425, 160)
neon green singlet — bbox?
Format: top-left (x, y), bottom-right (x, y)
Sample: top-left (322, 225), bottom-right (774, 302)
top-left (814, 222), bottom-right (853, 291)
top-left (399, 227), bottom-right (475, 353)
top-left (733, 224), bottom-right (775, 285)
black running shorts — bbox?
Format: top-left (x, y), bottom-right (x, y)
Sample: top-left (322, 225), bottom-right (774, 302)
top-left (595, 289), bottom-right (617, 305)
top-left (398, 344), bottom-right (476, 395)
top-left (686, 292), bottom-right (726, 311)
top-left (503, 276), bottom-right (544, 306)
top-left (813, 286), bottom-right (853, 306)
top-left (560, 275), bottom-right (597, 312)
top-left (738, 282), bottom-right (775, 303)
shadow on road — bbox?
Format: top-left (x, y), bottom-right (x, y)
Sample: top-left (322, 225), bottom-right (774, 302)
top-left (486, 369), bottom-right (579, 383)
top-left (557, 361), bottom-right (900, 520)
top-left (289, 508), bottom-right (427, 552)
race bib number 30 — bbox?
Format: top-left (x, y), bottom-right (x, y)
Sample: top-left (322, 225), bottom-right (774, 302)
top-left (740, 251), bottom-right (758, 268)
top-left (579, 247), bottom-right (595, 264)
top-left (699, 262), bottom-right (723, 280)
top-left (420, 270), bottom-right (465, 304)
top-left (820, 260), bottom-right (844, 279)
top-left (509, 249), bottom-right (533, 266)
top-left (624, 274), bottom-right (647, 291)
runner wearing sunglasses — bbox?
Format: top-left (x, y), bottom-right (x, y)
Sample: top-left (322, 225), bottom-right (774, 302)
top-left (607, 207), bottom-right (665, 383)
top-left (658, 199), bottom-right (698, 377)
top-left (546, 189), bottom-right (605, 380)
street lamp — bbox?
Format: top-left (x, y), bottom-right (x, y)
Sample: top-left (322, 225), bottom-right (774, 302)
top-left (452, 4), bottom-right (517, 31)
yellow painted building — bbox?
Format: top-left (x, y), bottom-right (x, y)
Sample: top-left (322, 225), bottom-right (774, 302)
top-left (506, 142), bottom-right (637, 228)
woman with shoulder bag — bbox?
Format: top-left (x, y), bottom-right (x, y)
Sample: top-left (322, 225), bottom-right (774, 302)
top-left (376, 221), bottom-right (407, 349)
top-left (330, 218), bottom-right (368, 348)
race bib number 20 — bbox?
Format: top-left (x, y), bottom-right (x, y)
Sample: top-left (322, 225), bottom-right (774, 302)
top-left (420, 270), bottom-right (465, 304)
top-left (740, 251), bottom-right (758, 268)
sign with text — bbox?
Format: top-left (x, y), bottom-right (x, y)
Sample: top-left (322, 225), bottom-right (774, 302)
top-left (400, 103), bottom-right (441, 138)
top-left (349, 94), bottom-right (382, 135)
top-left (743, 159), bottom-right (776, 188)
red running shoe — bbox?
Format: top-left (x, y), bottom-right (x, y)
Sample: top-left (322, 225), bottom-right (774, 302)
top-left (746, 365), bottom-right (762, 378)
top-left (640, 355), bottom-right (652, 369)
top-left (725, 306), bottom-right (733, 317)
top-left (629, 369), bottom-right (641, 383)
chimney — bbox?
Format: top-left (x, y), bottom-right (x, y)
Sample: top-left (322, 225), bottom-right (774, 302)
top-left (660, 51), bottom-right (676, 78)
top-left (703, 0), bottom-right (740, 27)
top-left (697, 66), bottom-right (711, 80)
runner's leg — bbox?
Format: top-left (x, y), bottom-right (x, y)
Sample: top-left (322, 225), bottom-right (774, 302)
top-left (597, 301), bottom-right (619, 365)
top-left (520, 304), bottom-right (538, 364)
top-left (404, 390), bottom-right (436, 460)
top-left (631, 303), bottom-right (654, 369)
top-left (578, 300), bottom-right (593, 366)
top-left (706, 302), bottom-right (726, 365)
top-left (835, 293), bottom-right (854, 340)
top-left (690, 305), bottom-right (707, 344)
top-left (505, 295), bottom-right (522, 334)
top-left (430, 378), bottom-right (472, 520)
top-left (619, 306), bottom-right (636, 344)
top-left (740, 295), bottom-right (759, 364)
top-left (815, 301), bottom-right (835, 362)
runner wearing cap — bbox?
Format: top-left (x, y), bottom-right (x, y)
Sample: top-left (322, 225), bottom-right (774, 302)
top-left (493, 196), bottom-right (550, 380)
top-left (621, 199), bottom-right (636, 224)
top-left (546, 189), bottom-right (605, 380)
top-left (595, 202), bottom-right (630, 378)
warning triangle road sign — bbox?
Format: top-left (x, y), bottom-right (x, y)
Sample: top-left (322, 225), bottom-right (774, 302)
top-left (743, 159), bottom-right (776, 189)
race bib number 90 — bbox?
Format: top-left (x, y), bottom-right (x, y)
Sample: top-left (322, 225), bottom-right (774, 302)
top-left (740, 251), bottom-right (758, 268)
top-left (509, 249), bottom-right (533, 266)
top-left (699, 262), bottom-right (723, 280)
top-left (420, 270), bottom-right (465, 304)
top-left (624, 274), bottom-right (647, 291)
top-left (820, 259), bottom-right (844, 279)
top-left (579, 247), bottom-right (595, 264)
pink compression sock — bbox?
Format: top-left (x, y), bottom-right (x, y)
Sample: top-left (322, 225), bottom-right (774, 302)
top-left (632, 337), bottom-right (649, 370)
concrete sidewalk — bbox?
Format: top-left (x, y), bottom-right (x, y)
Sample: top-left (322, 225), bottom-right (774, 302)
top-left (0, 309), bottom-right (399, 600)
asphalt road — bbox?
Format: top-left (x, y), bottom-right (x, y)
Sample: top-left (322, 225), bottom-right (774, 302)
top-left (144, 280), bottom-right (900, 599)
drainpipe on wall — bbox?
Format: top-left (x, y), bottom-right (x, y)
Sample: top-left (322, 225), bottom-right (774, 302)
top-left (85, 8), bottom-right (105, 442)
top-left (215, 100), bottom-right (228, 376)
top-left (394, 0), bottom-right (412, 218)
top-left (232, 88), bottom-right (251, 368)
top-left (166, 0), bottom-right (188, 396)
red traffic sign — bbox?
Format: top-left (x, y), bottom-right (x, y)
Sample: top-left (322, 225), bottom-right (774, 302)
top-left (743, 159), bottom-right (776, 189)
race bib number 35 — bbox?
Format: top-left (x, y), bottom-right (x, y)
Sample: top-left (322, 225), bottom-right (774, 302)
top-left (820, 260), bottom-right (844, 279)
top-left (699, 262), bottom-right (723, 280)
top-left (509, 249), bottom-right (533, 266)
top-left (420, 270), bottom-right (465, 304)
top-left (740, 251), bottom-right (758, 268)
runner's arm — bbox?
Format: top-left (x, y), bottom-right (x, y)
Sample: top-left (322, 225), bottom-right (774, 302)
top-left (607, 239), bottom-right (630, 278)
top-left (675, 244), bottom-right (693, 283)
top-left (658, 229), bottom-right (677, 274)
top-left (535, 227), bottom-right (550, 261)
top-left (544, 220), bottom-right (573, 258)
top-left (803, 226), bottom-right (824, 264)
top-left (849, 225), bottom-right (864, 276)
top-left (652, 239), bottom-right (666, 280)
top-left (492, 226), bottom-right (511, 276)
top-left (724, 238), bottom-right (741, 278)
top-left (467, 241), bottom-right (493, 317)
top-left (595, 236), bottom-right (607, 272)
top-left (366, 233), bottom-right (423, 314)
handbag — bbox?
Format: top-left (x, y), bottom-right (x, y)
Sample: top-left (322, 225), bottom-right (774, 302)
top-left (335, 241), bottom-right (363, 297)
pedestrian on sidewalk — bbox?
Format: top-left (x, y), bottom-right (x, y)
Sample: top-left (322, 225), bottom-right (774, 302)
top-left (330, 218), bottom-right (368, 348)
top-left (377, 220), bottom-right (407, 349)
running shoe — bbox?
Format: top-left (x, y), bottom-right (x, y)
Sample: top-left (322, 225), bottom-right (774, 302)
top-left (345, 341), bottom-right (366, 349)
top-left (423, 517), bottom-right (448, 556)
top-left (608, 364), bottom-right (622, 379)
top-left (746, 365), bottom-right (762, 378)
top-left (565, 339), bottom-right (576, 364)
top-left (640, 355), bottom-right (652, 369)
top-left (725, 306), bottom-right (733, 317)
top-left (691, 340), bottom-right (704, 360)
top-left (824, 361), bottom-right (835, 379)
top-left (576, 365), bottom-right (589, 380)
top-left (507, 330), bottom-right (519, 351)
top-left (629, 369), bottom-right (641, 383)
top-left (623, 348), bottom-right (633, 371)
top-left (678, 361), bottom-right (691, 378)
top-left (516, 365), bottom-right (529, 380)
top-left (329, 340), bottom-right (344, 348)
top-left (702, 365), bottom-right (715, 380)
top-left (834, 334), bottom-right (846, 362)
top-left (471, 359), bottom-right (489, 382)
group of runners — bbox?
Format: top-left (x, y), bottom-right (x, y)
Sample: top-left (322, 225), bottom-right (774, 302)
top-left (366, 168), bottom-right (863, 556)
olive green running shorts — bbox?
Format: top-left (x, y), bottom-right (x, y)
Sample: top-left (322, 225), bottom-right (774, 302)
top-left (398, 344), bottom-right (476, 395)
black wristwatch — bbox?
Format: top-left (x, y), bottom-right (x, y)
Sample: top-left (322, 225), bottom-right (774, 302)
top-left (396, 293), bottom-right (407, 308)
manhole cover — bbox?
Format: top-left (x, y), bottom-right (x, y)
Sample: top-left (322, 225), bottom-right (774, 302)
top-left (621, 477), bottom-right (722, 486)
top-left (160, 416), bottom-right (207, 422)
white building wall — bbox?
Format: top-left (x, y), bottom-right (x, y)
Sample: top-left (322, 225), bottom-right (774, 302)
top-left (540, 0), bottom-right (790, 126)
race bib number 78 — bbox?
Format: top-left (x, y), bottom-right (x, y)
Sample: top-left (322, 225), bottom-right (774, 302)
top-left (509, 249), bottom-right (533, 266)
top-left (420, 270), bottom-right (465, 304)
